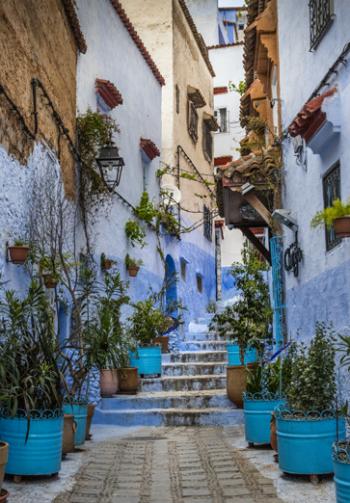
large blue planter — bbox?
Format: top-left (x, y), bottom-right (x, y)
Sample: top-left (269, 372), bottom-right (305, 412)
top-left (333, 442), bottom-right (350, 502)
top-left (0, 412), bottom-right (63, 476)
top-left (276, 412), bottom-right (346, 475)
top-left (129, 346), bottom-right (162, 377)
top-left (227, 343), bottom-right (257, 366)
top-left (63, 404), bottom-right (87, 446)
top-left (243, 396), bottom-right (285, 445)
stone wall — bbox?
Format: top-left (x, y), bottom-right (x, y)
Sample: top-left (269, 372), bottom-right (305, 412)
top-left (0, 0), bottom-right (78, 194)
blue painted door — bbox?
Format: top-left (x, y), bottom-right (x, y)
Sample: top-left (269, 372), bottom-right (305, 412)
top-left (165, 255), bottom-right (178, 318)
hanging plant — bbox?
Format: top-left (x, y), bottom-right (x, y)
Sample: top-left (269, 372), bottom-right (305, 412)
top-left (134, 192), bottom-right (158, 224)
top-left (125, 220), bottom-right (147, 248)
top-left (125, 254), bottom-right (143, 277)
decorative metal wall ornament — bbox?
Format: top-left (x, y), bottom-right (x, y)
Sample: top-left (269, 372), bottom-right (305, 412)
top-left (292, 135), bottom-right (307, 171)
top-left (284, 232), bottom-right (303, 277)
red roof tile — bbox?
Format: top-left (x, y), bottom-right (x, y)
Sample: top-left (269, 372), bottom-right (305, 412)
top-left (110, 0), bottom-right (165, 86)
top-left (288, 87), bottom-right (337, 141)
top-left (61, 0), bottom-right (87, 53)
top-left (140, 138), bottom-right (160, 160)
top-left (96, 79), bottom-right (123, 109)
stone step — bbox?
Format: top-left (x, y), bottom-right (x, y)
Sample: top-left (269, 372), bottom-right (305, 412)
top-left (93, 407), bottom-right (243, 427)
top-left (183, 331), bottom-right (224, 341)
top-left (162, 361), bottom-right (226, 376)
top-left (99, 389), bottom-right (233, 410)
top-left (170, 351), bottom-right (228, 363)
top-left (141, 374), bottom-right (226, 392)
top-left (179, 340), bottom-right (227, 351)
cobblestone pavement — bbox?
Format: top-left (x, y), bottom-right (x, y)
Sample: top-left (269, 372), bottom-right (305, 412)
top-left (53, 427), bottom-right (283, 503)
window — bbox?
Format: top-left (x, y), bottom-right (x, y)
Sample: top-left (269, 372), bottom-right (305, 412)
top-left (196, 273), bottom-right (203, 293)
top-left (323, 162), bottom-right (341, 251)
top-left (203, 204), bottom-right (212, 241)
top-left (187, 99), bottom-right (198, 142)
top-left (202, 120), bottom-right (213, 161)
top-left (214, 108), bottom-right (228, 133)
top-left (180, 257), bottom-right (187, 281)
top-left (309, 0), bottom-right (334, 50)
top-left (175, 85), bottom-right (180, 114)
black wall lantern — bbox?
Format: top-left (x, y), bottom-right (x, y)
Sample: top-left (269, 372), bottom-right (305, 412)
top-left (96, 142), bottom-right (125, 192)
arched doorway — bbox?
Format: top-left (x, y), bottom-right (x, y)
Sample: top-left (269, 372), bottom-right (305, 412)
top-left (165, 254), bottom-right (178, 318)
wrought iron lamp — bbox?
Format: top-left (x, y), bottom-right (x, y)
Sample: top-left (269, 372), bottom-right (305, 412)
top-left (96, 142), bottom-right (125, 192)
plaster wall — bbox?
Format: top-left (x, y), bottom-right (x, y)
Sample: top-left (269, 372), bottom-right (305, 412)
top-left (278, 0), bottom-right (350, 342)
top-left (185, 0), bottom-right (218, 47)
top-left (0, 0), bottom-right (78, 192)
top-left (76, 0), bottom-right (164, 303)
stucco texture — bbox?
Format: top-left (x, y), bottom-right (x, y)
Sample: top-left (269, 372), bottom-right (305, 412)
top-left (0, 0), bottom-right (78, 193)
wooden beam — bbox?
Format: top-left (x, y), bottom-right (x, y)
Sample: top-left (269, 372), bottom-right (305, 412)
top-left (242, 188), bottom-right (273, 227)
top-left (240, 227), bottom-right (271, 265)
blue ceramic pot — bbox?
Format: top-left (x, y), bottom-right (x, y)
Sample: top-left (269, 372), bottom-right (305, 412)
top-left (276, 412), bottom-right (346, 475)
top-left (129, 346), bottom-right (162, 376)
top-left (227, 343), bottom-right (257, 366)
top-left (63, 404), bottom-right (87, 446)
top-left (333, 442), bottom-right (350, 502)
top-left (243, 396), bottom-right (285, 445)
top-left (0, 411), bottom-right (63, 476)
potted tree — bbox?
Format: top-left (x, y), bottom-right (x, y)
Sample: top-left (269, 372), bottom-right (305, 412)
top-left (116, 335), bottom-right (139, 395)
top-left (243, 357), bottom-right (290, 447)
top-left (85, 271), bottom-right (130, 397)
top-left (211, 245), bottom-right (272, 407)
top-left (7, 239), bottom-right (30, 264)
top-left (0, 280), bottom-right (64, 478)
top-left (275, 323), bottom-right (346, 481)
top-left (125, 254), bottom-right (143, 277)
top-left (128, 295), bottom-right (169, 377)
top-left (311, 198), bottom-right (350, 238)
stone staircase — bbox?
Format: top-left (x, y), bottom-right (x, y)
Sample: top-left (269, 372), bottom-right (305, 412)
top-left (94, 315), bottom-right (243, 426)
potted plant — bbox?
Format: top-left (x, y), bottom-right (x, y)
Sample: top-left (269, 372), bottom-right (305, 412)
top-left (275, 323), bottom-right (346, 481)
top-left (211, 245), bottom-right (272, 407)
top-left (125, 254), bottom-right (143, 277)
top-left (127, 295), bottom-right (170, 377)
top-left (332, 333), bottom-right (350, 501)
top-left (243, 357), bottom-right (289, 447)
top-left (62, 414), bottom-right (75, 455)
top-left (100, 253), bottom-right (115, 271)
top-left (311, 198), bottom-right (350, 238)
top-left (0, 280), bottom-right (64, 478)
top-left (84, 271), bottom-right (130, 397)
top-left (7, 239), bottom-right (29, 264)
top-left (116, 336), bottom-right (139, 394)
top-left (39, 256), bottom-right (60, 289)
top-left (125, 220), bottom-right (147, 248)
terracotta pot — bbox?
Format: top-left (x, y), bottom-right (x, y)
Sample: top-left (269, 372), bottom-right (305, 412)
top-left (128, 266), bottom-right (140, 277)
top-left (102, 259), bottom-right (113, 270)
top-left (226, 365), bottom-right (254, 407)
top-left (85, 404), bottom-right (95, 440)
top-left (334, 216), bottom-right (350, 238)
top-left (0, 489), bottom-right (8, 502)
top-left (117, 368), bottom-right (139, 394)
top-left (154, 335), bottom-right (169, 353)
top-left (8, 245), bottom-right (29, 264)
top-left (100, 369), bottom-right (118, 397)
top-left (42, 273), bottom-right (58, 289)
top-left (270, 413), bottom-right (278, 452)
top-left (62, 414), bottom-right (75, 455)
top-left (0, 442), bottom-right (8, 491)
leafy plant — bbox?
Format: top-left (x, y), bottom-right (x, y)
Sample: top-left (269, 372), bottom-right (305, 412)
top-left (207, 301), bottom-right (217, 314)
top-left (125, 254), bottom-right (143, 269)
top-left (211, 244), bottom-right (272, 364)
top-left (125, 220), bottom-right (147, 248)
top-left (311, 199), bottom-right (350, 229)
top-left (134, 192), bottom-right (158, 224)
top-left (286, 323), bottom-right (336, 412)
top-left (127, 295), bottom-right (171, 346)
top-left (84, 271), bottom-right (130, 370)
top-left (0, 280), bottom-right (63, 417)
top-left (246, 352), bottom-right (294, 396)
top-left (13, 239), bottom-right (27, 246)
top-left (229, 80), bottom-right (247, 96)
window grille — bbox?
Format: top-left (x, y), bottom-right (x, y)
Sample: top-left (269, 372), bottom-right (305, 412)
top-left (196, 273), bottom-right (203, 293)
top-left (323, 161), bottom-right (340, 251)
top-left (203, 204), bottom-right (212, 241)
top-left (309, 0), bottom-right (334, 50)
top-left (187, 99), bottom-right (198, 142)
top-left (202, 120), bottom-right (213, 161)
